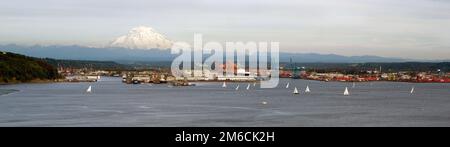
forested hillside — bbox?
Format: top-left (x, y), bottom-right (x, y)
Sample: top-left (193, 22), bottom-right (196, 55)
top-left (44, 58), bottom-right (126, 70)
top-left (0, 51), bottom-right (60, 83)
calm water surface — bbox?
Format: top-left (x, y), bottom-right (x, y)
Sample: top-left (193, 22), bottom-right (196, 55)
top-left (0, 77), bottom-right (449, 127)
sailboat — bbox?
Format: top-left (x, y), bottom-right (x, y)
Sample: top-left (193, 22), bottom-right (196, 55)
top-left (410, 87), bottom-right (415, 94)
top-left (305, 85), bottom-right (311, 93)
top-left (286, 82), bottom-right (290, 89)
top-left (344, 87), bottom-right (350, 96)
top-left (86, 85), bottom-right (92, 93)
top-left (235, 85), bottom-right (240, 90)
top-left (293, 87), bottom-right (299, 94)
top-left (222, 82), bottom-right (227, 88)
top-left (253, 82), bottom-right (256, 87)
top-left (352, 82), bottom-right (356, 88)
top-left (246, 83), bottom-right (250, 90)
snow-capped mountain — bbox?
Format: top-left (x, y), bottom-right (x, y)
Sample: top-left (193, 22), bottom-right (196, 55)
top-left (109, 26), bottom-right (173, 49)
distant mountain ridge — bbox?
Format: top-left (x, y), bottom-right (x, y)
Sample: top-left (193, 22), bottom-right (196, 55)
top-left (43, 58), bottom-right (126, 70)
top-left (0, 44), bottom-right (177, 61)
top-left (0, 44), bottom-right (439, 63)
top-left (279, 53), bottom-right (407, 63)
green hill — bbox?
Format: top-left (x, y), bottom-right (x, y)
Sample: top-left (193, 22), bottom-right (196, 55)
top-left (0, 51), bottom-right (60, 83)
top-left (43, 58), bottom-right (126, 70)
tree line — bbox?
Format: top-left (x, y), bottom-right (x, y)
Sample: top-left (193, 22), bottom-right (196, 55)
top-left (0, 51), bottom-right (60, 83)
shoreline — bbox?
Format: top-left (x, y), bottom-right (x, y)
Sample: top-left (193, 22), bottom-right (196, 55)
top-left (0, 79), bottom-right (64, 85)
top-left (187, 79), bottom-right (449, 84)
top-left (1, 77), bottom-right (449, 85)
top-left (279, 78), bottom-right (450, 84)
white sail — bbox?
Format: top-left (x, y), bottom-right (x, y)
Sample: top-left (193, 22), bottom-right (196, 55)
top-left (86, 85), bottom-right (92, 93)
top-left (253, 82), bottom-right (256, 87)
top-left (286, 82), bottom-right (290, 89)
top-left (410, 87), bottom-right (415, 94)
top-left (235, 85), bottom-right (240, 90)
top-left (246, 84), bottom-right (250, 90)
top-left (352, 82), bottom-right (356, 88)
top-left (305, 85), bottom-right (311, 93)
top-left (344, 87), bottom-right (350, 96)
top-left (222, 82), bottom-right (227, 88)
top-left (293, 87), bottom-right (299, 94)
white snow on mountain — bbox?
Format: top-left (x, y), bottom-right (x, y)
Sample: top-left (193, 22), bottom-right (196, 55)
top-left (109, 26), bottom-right (173, 49)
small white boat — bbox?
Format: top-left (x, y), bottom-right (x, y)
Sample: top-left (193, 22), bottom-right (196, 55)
top-left (410, 87), bottom-right (415, 94)
top-left (293, 87), bottom-right (299, 94)
top-left (261, 101), bottom-right (268, 105)
top-left (235, 85), bottom-right (240, 90)
top-left (305, 85), bottom-right (311, 93)
top-left (222, 82), bottom-right (227, 88)
top-left (286, 82), bottom-right (290, 89)
top-left (344, 87), bottom-right (350, 96)
top-left (86, 85), bottom-right (92, 93)
top-left (246, 83), bottom-right (250, 90)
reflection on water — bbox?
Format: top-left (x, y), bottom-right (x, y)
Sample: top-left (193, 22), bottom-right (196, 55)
top-left (0, 77), bottom-right (449, 127)
top-left (0, 89), bottom-right (19, 96)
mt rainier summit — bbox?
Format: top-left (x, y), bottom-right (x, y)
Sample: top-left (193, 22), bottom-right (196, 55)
top-left (110, 26), bottom-right (173, 49)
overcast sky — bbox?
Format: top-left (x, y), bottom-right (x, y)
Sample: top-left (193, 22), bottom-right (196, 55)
top-left (1, 0), bottom-right (449, 59)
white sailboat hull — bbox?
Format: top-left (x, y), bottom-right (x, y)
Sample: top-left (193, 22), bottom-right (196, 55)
top-left (344, 87), bottom-right (349, 96)
top-left (293, 87), bottom-right (299, 94)
top-left (86, 86), bottom-right (92, 93)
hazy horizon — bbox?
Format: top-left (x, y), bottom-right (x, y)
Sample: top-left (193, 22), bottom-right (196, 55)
top-left (1, 0), bottom-right (450, 60)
